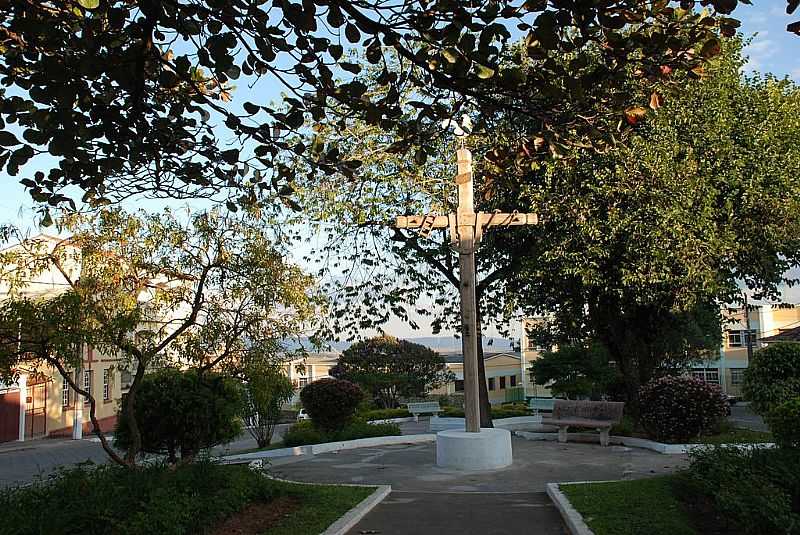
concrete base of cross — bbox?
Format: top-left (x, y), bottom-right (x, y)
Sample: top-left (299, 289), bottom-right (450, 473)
top-left (435, 428), bottom-right (513, 471)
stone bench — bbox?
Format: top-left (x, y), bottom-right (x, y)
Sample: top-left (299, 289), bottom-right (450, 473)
top-left (405, 401), bottom-right (442, 422)
top-left (543, 400), bottom-right (624, 447)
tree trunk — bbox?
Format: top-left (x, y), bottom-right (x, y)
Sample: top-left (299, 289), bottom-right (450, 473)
top-left (475, 297), bottom-right (493, 428)
top-left (123, 357), bottom-right (149, 465)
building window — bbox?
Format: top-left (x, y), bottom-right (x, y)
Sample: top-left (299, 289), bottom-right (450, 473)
top-left (731, 369), bottom-right (745, 385)
top-left (298, 377), bottom-right (308, 388)
top-left (727, 330), bottom-right (757, 348)
top-left (692, 368), bottom-right (720, 385)
top-left (510, 375), bottom-right (517, 387)
top-left (499, 376), bottom-right (506, 389)
top-left (103, 369), bottom-right (110, 401)
top-left (83, 370), bottom-right (92, 405)
top-left (455, 380), bottom-right (464, 392)
top-left (62, 377), bottom-right (70, 407)
top-left (488, 377), bottom-right (495, 391)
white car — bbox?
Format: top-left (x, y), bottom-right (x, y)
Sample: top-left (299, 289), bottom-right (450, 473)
top-left (296, 408), bottom-right (310, 421)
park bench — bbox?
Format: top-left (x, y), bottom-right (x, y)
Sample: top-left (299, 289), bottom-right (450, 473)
top-left (405, 401), bottom-right (442, 422)
top-left (528, 397), bottom-right (556, 415)
top-left (543, 400), bottom-right (624, 447)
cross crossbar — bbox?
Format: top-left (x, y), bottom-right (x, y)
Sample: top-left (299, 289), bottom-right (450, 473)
top-left (395, 213), bottom-right (538, 230)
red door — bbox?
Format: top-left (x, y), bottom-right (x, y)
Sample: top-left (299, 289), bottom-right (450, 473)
top-left (0, 390), bottom-right (20, 443)
top-left (25, 382), bottom-right (47, 440)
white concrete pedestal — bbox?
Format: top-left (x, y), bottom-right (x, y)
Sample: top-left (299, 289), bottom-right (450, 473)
top-left (435, 428), bottom-right (513, 470)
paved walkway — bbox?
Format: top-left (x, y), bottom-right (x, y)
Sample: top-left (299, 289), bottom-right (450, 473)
top-left (271, 436), bottom-right (688, 535)
top-left (0, 420), bottom-right (426, 487)
top-left (729, 403), bottom-right (768, 432)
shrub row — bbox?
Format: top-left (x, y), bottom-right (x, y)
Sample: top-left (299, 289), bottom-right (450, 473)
top-left (680, 447), bottom-right (800, 535)
top-left (441, 404), bottom-right (531, 419)
top-left (282, 420), bottom-right (402, 447)
top-left (0, 461), bottom-right (276, 535)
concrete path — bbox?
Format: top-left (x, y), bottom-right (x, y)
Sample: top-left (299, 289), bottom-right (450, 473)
top-left (729, 403), bottom-right (768, 432)
top-left (271, 437), bottom-right (688, 535)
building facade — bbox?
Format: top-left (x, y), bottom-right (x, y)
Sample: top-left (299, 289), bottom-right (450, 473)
top-left (697, 304), bottom-right (800, 397)
top-left (432, 351), bottom-right (524, 405)
top-left (284, 352), bottom-right (340, 405)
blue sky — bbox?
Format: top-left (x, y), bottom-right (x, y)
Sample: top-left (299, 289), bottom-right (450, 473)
top-left (0, 3), bottom-right (797, 340)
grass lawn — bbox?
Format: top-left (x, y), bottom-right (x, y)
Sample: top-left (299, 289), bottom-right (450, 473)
top-left (559, 476), bottom-right (698, 535)
top-left (0, 461), bottom-right (373, 535)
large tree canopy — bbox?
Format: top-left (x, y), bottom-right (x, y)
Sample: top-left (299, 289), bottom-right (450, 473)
top-left (0, 0), bottom-right (762, 210)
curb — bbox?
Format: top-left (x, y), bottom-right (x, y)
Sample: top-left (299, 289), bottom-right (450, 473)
top-left (546, 482), bottom-right (594, 535)
top-left (367, 417), bottom-right (416, 425)
top-left (222, 434), bottom-right (437, 464)
top-left (516, 431), bottom-right (775, 455)
top-left (321, 484), bottom-right (392, 535)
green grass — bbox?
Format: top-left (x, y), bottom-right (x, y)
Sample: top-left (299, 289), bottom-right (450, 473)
top-left (560, 476), bottom-right (698, 535)
top-left (229, 441), bottom-right (288, 455)
top-left (265, 482), bottom-right (373, 535)
top-left (0, 461), bottom-right (373, 535)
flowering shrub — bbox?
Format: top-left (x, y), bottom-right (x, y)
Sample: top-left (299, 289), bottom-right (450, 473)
top-left (300, 378), bottom-right (363, 432)
top-left (767, 397), bottom-right (800, 449)
top-left (638, 375), bottom-right (728, 442)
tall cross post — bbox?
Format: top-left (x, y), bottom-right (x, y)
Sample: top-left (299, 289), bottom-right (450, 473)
top-left (395, 148), bottom-right (538, 434)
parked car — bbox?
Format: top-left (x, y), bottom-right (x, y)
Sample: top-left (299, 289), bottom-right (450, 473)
top-left (296, 408), bottom-right (310, 421)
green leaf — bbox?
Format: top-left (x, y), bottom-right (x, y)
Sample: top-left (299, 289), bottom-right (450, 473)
top-left (0, 132), bottom-right (20, 147)
top-left (77, 0), bottom-right (99, 9)
top-left (475, 64), bottom-right (496, 79)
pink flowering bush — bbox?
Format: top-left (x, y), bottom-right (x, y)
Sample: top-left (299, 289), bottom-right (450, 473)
top-left (639, 375), bottom-right (728, 442)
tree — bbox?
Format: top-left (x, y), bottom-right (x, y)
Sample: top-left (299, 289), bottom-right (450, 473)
top-left (114, 368), bottom-right (244, 464)
top-left (0, 207), bottom-right (315, 465)
top-left (495, 39), bottom-right (800, 407)
top-left (241, 360), bottom-right (296, 448)
top-left (0, 1), bottom-right (748, 212)
top-left (300, 377), bottom-right (363, 432)
top-left (742, 342), bottom-right (800, 416)
top-left (331, 335), bottom-right (453, 408)
top-left (529, 343), bottom-right (617, 400)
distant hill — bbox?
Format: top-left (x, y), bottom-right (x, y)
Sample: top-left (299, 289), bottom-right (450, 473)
top-left (287, 336), bottom-right (517, 353)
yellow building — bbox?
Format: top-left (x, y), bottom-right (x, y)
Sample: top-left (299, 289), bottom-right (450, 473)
top-left (284, 352), bottom-right (340, 405)
top-left (698, 303), bottom-right (800, 398)
top-left (520, 317), bottom-right (553, 399)
top-left (0, 235), bottom-right (130, 443)
top-left (433, 351), bottom-right (524, 405)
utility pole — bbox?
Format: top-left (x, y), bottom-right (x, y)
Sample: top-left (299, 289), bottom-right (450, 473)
top-left (744, 292), bottom-right (754, 362)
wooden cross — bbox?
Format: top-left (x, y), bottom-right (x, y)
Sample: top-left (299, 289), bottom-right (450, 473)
top-left (395, 148), bottom-right (538, 433)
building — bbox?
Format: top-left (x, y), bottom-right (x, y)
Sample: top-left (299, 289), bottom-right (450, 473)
top-left (0, 235), bottom-right (126, 443)
top-left (703, 304), bottom-right (800, 397)
top-left (432, 351), bottom-right (524, 405)
top-left (284, 351), bottom-right (340, 405)
top-left (520, 317), bottom-right (553, 399)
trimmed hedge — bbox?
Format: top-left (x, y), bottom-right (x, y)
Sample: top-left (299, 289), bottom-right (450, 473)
top-left (638, 375), bottom-right (728, 442)
top-left (300, 378), bottom-right (363, 432)
top-left (442, 404), bottom-right (531, 419)
top-left (768, 397), bottom-right (800, 449)
top-left (282, 420), bottom-right (402, 447)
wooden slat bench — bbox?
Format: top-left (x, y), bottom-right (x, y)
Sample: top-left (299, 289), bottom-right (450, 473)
top-left (543, 400), bottom-right (624, 447)
top-left (405, 401), bottom-right (442, 422)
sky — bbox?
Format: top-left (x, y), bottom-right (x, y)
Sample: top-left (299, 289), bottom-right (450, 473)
top-left (0, 3), bottom-right (798, 342)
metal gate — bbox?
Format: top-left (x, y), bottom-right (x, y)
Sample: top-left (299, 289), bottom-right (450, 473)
top-left (25, 382), bottom-right (47, 440)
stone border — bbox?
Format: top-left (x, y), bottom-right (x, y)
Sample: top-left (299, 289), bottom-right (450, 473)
top-left (321, 484), bottom-right (392, 535)
top-left (367, 416), bottom-right (416, 425)
top-left (516, 431), bottom-right (775, 455)
top-left (255, 472), bottom-right (392, 535)
top-left (545, 482), bottom-right (596, 535)
top-left (222, 433), bottom-right (437, 464)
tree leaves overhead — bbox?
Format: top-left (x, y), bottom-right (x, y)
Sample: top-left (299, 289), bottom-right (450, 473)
top-left (0, 0), bottom-right (774, 209)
